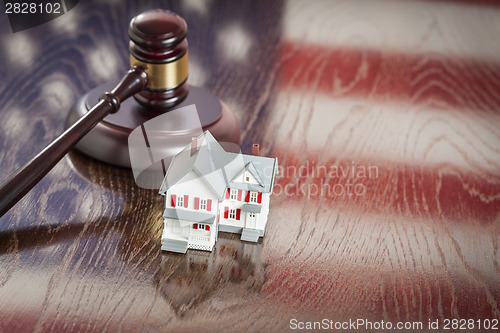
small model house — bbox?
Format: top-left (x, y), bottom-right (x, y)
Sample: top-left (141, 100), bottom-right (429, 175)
top-left (158, 131), bottom-right (278, 254)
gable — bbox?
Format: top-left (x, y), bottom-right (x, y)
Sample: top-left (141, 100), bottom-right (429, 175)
top-left (230, 162), bottom-right (264, 186)
top-left (225, 153), bottom-right (277, 193)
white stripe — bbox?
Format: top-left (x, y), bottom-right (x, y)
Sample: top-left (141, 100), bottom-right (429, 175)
top-left (284, 0), bottom-right (500, 62)
top-left (270, 91), bottom-right (500, 173)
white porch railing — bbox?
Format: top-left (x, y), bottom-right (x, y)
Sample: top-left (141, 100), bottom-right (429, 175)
top-left (189, 235), bottom-right (210, 243)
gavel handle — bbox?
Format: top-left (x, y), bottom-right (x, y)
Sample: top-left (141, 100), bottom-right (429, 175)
top-left (0, 66), bottom-right (148, 218)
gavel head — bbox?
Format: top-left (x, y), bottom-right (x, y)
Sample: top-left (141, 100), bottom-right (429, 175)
top-left (128, 10), bottom-right (189, 110)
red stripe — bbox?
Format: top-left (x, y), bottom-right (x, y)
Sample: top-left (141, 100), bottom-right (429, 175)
top-left (224, 207), bottom-right (229, 219)
top-left (263, 259), bottom-right (499, 319)
top-left (272, 151), bottom-right (500, 223)
top-left (184, 195), bottom-right (189, 208)
top-left (257, 193), bottom-right (262, 204)
top-left (226, 188), bottom-right (230, 199)
top-left (237, 190), bottom-right (242, 201)
top-left (171, 194), bottom-right (176, 207)
top-left (280, 42), bottom-right (500, 113)
top-left (245, 191), bottom-right (250, 202)
top-left (207, 199), bottom-right (212, 211)
top-left (194, 197), bottom-right (199, 210)
top-left (236, 209), bottom-right (241, 220)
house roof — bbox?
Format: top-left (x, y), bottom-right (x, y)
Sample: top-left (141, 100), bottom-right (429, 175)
top-left (159, 131), bottom-right (227, 199)
top-left (242, 204), bottom-right (262, 213)
top-left (159, 131), bottom-right (278, 197)
top-left (163, 208), bottom-right (216, 225)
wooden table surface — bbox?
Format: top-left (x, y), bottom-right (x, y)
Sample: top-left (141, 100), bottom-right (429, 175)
top-left (1, 0), bottom-right (499, 332)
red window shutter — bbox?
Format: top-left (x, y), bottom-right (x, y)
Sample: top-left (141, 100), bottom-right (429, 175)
top-left (236, 209), bottom-right (241, 220)
top-left (245, 191), bottom-right (250, 202)
top-left (193, 223), bottom-right (198, 229)
top-left (224, 207), bottom-right (229, 219)
top-left (237, 190), bottom-right (242, 201)
top-left (207, 199), bottom-right (212, 211)
top-left (194, 197), bottom-right (200, 210)
top-left (184, 195), bottom-right (189, 208)
top-left (206, 225), bottom-right (210, 231)
top-left (171, 194), bottom-right (176, 207)
top-left (226, 188), bottom-right (230, 199)
top-left (258, 192), bottom-right (262, 204)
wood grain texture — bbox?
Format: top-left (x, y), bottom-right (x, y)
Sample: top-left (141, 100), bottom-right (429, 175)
top-left (0, 0), bottom-right (499, 332)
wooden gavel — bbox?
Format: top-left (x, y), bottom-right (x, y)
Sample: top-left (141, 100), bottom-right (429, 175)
top-left (0, 10), bottom-right (192, 217)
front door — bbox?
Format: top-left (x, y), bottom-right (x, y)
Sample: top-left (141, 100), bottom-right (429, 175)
top-left (246, 212), bottom-right (257, 229)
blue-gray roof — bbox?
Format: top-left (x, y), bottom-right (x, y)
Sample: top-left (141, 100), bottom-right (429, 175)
top-left (163, 208), bottom-right (216, 224)
top-left (159, 131), bottom-right (278, 197)
top-left (242, 204), bottom-right (262, 213)
top-left (159, 131), bottom-right (227, 199)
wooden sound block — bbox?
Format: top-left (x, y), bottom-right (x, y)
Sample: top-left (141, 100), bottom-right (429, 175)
top-left (65, 82), bottom-right (241, 168)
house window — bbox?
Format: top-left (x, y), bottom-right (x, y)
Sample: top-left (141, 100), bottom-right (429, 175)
top-left (250, 192), bottom-right (258, 203)
top-left (177, 196), bottom-right (184, 207)
top-left (230, 189), bottom-right (238, 200)
top-left (224, 207), bottom-right (241, 220)
top-left (245, 175), bottom-right (250, 182)
top-left (194, 223), bottom-right (211, 231)
top-left (200, 199), bottom-right (207, 210)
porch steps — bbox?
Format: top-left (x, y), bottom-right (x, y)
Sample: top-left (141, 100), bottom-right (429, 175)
top-left (161, 238), bottom-right (189, 254)
top-left (240, 228), bottom-right (260, 243)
